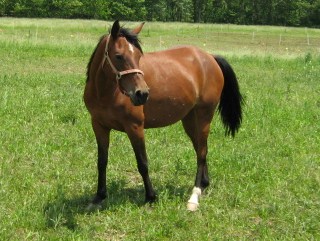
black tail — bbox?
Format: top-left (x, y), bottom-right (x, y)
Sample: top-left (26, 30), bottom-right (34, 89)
top-left (214, 55), bottom-right (243, 137)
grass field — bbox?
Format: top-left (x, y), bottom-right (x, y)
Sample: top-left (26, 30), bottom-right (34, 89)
top-left (0, 18), bottom-right (319, 240)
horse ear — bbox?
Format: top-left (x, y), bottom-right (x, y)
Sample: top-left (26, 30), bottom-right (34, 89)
top-left (131, 22), bottom-right (145, 35)
top-left (111, 20), bottom-right (120, 39)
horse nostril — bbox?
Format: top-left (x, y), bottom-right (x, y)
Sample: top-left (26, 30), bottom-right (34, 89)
top-left (135, 90), bottom-right (149, 104)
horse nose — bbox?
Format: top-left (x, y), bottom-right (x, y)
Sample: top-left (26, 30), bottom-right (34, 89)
top-left (135, 89), bottom-right (149, 105)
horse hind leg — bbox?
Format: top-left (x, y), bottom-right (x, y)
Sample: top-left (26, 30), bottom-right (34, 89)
top-left (182, 107), bottom-right (214, 211)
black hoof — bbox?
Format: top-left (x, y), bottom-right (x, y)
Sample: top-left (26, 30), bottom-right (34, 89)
top-left (86, 194), bottom-right (106, 212)
top-left (86, 202), bottom-right (103, 212)
top-left (145, 193), bottom-right (157, 204)
top-left (92, 193), bottom-right (106, 205)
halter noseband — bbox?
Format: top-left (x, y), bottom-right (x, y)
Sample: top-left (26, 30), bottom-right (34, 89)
top-left (103, 35), bottom-right (144, 81)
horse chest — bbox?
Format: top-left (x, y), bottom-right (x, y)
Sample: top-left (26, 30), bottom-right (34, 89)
top-left (91, 101), bottom-right (144, 131)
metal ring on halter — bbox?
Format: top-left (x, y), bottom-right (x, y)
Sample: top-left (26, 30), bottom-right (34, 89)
top-left (116, 73), bottom-right (122, 80)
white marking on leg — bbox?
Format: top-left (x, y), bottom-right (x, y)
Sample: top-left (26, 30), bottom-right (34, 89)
top-left (187, 187), bottom-right (201, 211)
top-left (128, 43), bottom-right (134, 53)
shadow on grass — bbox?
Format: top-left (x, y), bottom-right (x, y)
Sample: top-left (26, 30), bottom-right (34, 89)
top-left (43, 178), bottom-right (189, 230)
top-left (43, 179), bottom-right (139, 230)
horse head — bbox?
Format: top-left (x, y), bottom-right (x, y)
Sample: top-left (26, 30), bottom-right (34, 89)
top-left (105, 20), bottom-right (149, 106)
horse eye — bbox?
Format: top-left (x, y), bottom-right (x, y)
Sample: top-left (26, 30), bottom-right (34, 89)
top-left (115, 54), bottom-right (123, 61)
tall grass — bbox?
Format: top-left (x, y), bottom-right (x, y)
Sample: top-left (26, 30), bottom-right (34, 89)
top-left (0, 18), bottom-right (319, 240)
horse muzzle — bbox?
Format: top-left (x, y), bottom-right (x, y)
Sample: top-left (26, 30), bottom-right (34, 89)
top-left (117, 72), bottom-right (149, 106)
top-left (129, 88), bottom-right (149, 106)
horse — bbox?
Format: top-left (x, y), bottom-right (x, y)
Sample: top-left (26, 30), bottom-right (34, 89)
top-left (84, 20), bottom-right (243, 211)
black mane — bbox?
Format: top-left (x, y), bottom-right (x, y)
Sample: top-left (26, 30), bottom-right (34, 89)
top-left (118, 27), bottom-right (143, 54)
top-left (86, 34), bottom-right (106, 83)
top-left (86, 26), bottom-right (143, 83)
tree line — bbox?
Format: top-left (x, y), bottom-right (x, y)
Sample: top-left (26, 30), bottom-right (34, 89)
top-left (1, 0), bottom-right (320, 27)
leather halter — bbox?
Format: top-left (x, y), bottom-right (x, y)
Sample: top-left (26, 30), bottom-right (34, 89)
top-left (102, 35), bottom-right (144, 81)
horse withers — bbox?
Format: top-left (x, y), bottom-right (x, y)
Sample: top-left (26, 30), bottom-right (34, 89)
top-left (84, 20), bottom-right (243, 211)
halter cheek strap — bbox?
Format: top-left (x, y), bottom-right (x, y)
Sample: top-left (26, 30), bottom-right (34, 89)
top-left (103, 35), bottom-right (144, 81)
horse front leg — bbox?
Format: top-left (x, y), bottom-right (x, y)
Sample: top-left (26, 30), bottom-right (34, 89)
top-left (90, 120), bottom-right (110, 207)
top-left (126, 125), bottom-right (157, 203)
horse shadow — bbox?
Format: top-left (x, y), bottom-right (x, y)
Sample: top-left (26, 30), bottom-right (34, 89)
top-left (43, 179), bottom-right (189, 230)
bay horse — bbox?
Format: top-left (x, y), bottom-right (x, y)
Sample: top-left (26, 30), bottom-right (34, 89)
top-left (84, 20), bottom-right (243, 211)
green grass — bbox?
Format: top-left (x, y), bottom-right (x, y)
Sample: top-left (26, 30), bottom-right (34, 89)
top-left (0, 18), bottom-right (319, 240)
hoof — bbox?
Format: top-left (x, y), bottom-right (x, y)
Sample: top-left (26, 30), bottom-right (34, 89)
top-left (187, 201), bottom-right (199, 212)
top-left (86, 194), bottom-right (105, 212)
top-left (86, 202), bottom-right (103, 212)
top-left (145, 193), bottom-right (157, 204)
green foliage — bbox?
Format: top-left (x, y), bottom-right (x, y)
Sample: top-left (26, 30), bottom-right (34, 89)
top-left (1, 0), bottom-right (320, 26)
top-left (109, 0), bottom-right (146, 21)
